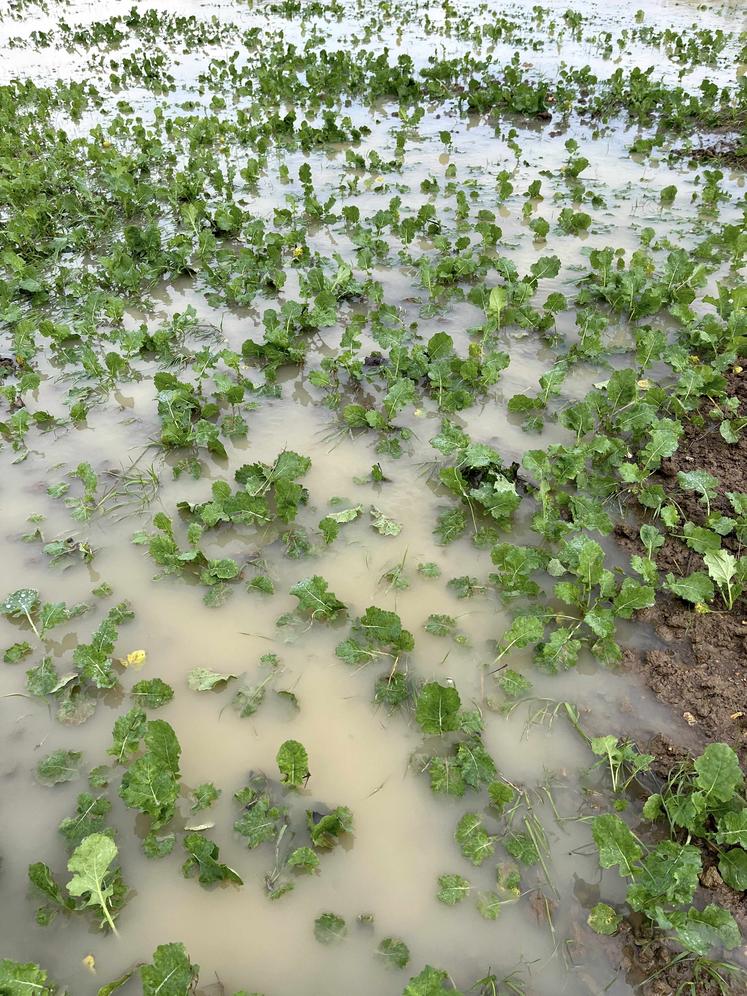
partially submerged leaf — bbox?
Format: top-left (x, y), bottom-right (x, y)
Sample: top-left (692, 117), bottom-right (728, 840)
top-left (415, 682), bottom-right (461, 734)
top-left (276, 740), bottom-right (309, 787)
top-left (140, 943), bottom-right (198, 996)
top-left (376, 937), bottom-right (410, 969)
top-left (66, 833), bottom-right (121, 934)
top-left (289, 576), bottom-right (345, 621)
top-left (314, 912), bottom-right (347, 944)
top-left (36, 750), bottom-right (82, 786)
top-left (587, 902), bottom-right (621, 935)
top-left (182, 833), bottom-right (243, 886)
top-left (187, 667), bottom-right (238, 691)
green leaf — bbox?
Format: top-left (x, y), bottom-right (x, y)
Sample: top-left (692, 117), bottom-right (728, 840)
top-left (627, 841), bottom-right (700, 911)
top-left (97, 968), bottom-right (136, 995)
top-left (29, 862), bottom-right (73, 912)
top-left (504, 831), bottom-right (539, 866)
top-left (476, 891), bottom-right (502, 920)
top-left (587, 902), bottom-right (621, 935)
top-left (234, 795), bottom-right (283, 848)
top-left (145, 720), bottom-right (180, 776)
top-left (26, 658), bottom-right (58, 697)
top-left (497, 669), bottom-right (532, 698)
top-left (1, 587), bottom-right (40, 619)
top-left (370, 505), bottom-right (402, 536)
top-left (4, 640), bottom-right (32, 663)
top-left (664, 571), bottom-right (715, 604)
top-left (276, 740), bottom-right (309, 787)
top-left (488, 285), bottom-right (507, 322)
top-left (182, 833), bottom-right (243, 886)
top-left (455, 739), bottom-right (495, 789)
top-left (119, 721), bottom-right (181, 828)
top-left (383, 378), bottom-right (416, 418)
top-left (58, 793), bottom-right (112, 849)
top-left (669, 904), bottom-right (742, 956)
top-left (715, 809), bottom-right (747, 847)
top-left (415, 682), bottom-right (461, 734)
top-left (682, 523), bottom-right (721, 554)
top-left (403, 965), bottom-right (462, 995)
top-left (433, 507), bottom-right (466, 545)
top-left (446, 576), bottom-right (480, 598)
top-left (307, 806), bottom-right (353, 848)
top-left (190, 783), bottom-right (220, 812)
top-left (0, 960), bottom-right (54, 995)
top-left (694, 743), bottom-right (743, 804)
top-left (418, 562), bottom-right (441, 578)
top-left (534, 627), bottom-right (581, 672)
top-left (66, 833), bottom-right (120, 934)
top-left (703, 549), bottom-right (737, 588)
top-left (677, 469), bottom-right (718, 501)
top-left (376, 937), bottom-right (410, 969)
top-left (436, 873), bottom-right (470, 905)
top-left (338, 606), bottom-right (414, 664)
top-left (424, 614), bottom-right (456, 637)
top-left (487, 780), bottom-right (515, 813)
top-left (719, 848), bottom-right (747, 891)
top-left (287, 847), bottom-right (319, 874)
top-left (314, 912), bottom-right (347, 944)
top-left (455, 813), bottom-right (495, 866)
top-left (428, 757), bottom-right (465, 797)
top-left (143, 833), bottom-right (176, 859)
top-left (470, 477), bottom-right (520, 524)
top-left (131, 678), bottom-right (174, 709)
top-left (110, 708), bottom-right (147, 763)
top-left (36, 750), bottom-right (82, 786)
top-left (612, 579), bottom-right (655, 619)
top-left (592, 814), bottom-right (642, 876)
top-left (496, 613), bottom-right (545, 657)
top-left (140, 943), bottom-right (199, 996)
top-left (289, 576), bottom-right (345, 621)
top-left (319, 505), bottom-right (362, 543)
top-left (187, 667), bottom-right (237, 691)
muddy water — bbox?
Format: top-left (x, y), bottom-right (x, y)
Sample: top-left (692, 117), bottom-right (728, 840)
top-left (0, 0), bottom-right (745, 992)
top-left (0, 377), bottom-right (679, 995)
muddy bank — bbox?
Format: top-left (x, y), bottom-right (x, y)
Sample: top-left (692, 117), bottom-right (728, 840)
top-left (616, 367), bottom-right (747, 764)
top-left (605, 368), bottom-right (747, 991)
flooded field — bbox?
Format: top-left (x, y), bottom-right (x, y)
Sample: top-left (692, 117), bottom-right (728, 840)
top-left (0, 0), bottom-right (746, 994)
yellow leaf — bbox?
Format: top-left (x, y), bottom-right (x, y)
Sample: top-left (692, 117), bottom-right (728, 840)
top-left (123, 650), bottom-right (147, 669)
top-left (83, 954), bottom-right (96, 973)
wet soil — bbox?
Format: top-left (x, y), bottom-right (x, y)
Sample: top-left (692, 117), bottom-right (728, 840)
top-left (669, 139), bottom-right (747, 169)
top-left (616, 366), bottom-right (747, 765)
top-left (609, 367), bottom-right (747, 993)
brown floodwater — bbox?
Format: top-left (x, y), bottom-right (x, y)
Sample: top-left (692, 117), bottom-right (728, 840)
top-left (1, 0), bottom-right (745, 992)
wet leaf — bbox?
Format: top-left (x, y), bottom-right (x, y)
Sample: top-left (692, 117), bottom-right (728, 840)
top-left (289, 576), bottom-right (345, 621)
top-left (276, 739), bottom-right (309, 787)
top-left (187, 667), bottom-right (238, 691)
top-left (67, 834), bottom-right (120, 934)
top-left (140, 942), bottom-right (198, 995)
top-left (415, 682), bottom-right (461, 734)
top-left (36, 750), bottom-right (82, 786)
top-left (436, 873), bottom-right (470, 905)
top-left (587, 902), bottom-right (621, 935)
top-left (182, 833), bottom-right (243, 886)
top-left (314, 912), bottom-right (346, 944)
top-left (376, 937), bottom-right (410, 969)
